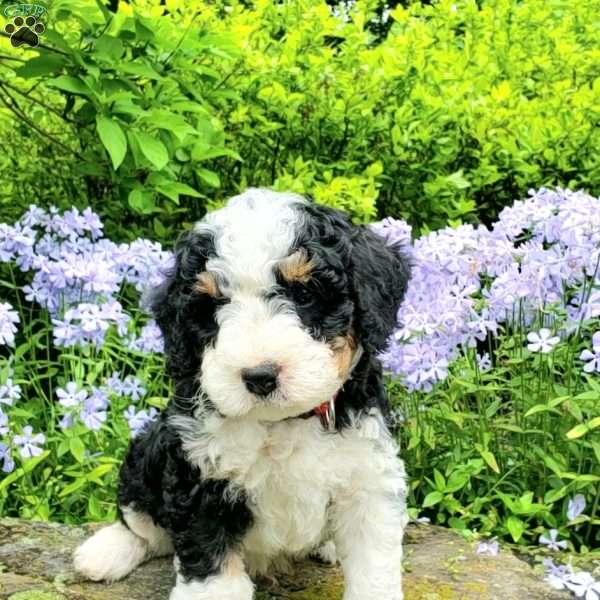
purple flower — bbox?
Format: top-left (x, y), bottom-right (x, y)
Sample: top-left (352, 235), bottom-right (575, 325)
top-left (543, 558), bottom-right (573, 590)
top-left (80, 398), bottom-right (107, 431)
top-left (52, 317), bottom-right (81, 347)
top-left (539, 529), bottom-right (568, 551)
top-left (12, 426), bottom-right (45, 459)
top-left (564, 571), bottom-right (600, 599)
top-left (122, 376), bottom-right (146, 402)
top-left (0, 442), bottom-right (15, 473)
top-left (20, 204), bottom-right (47, 228)
top-left (124, 405), bottom-right (158, 437)
top-left (527, 329), bottom-right (560, 354)
top-left (89, 387), bottom-right (109, 410)
top-left (128, 321), bottom-right (164, 354)
top-left (476, 540), bottom-right (499, 556)
top-left (56, 382), bottom-right (87, 408)
top-left (0, 410), bottom-right (8, 436)
top-left (0, 378), bottom-right (21, 406)
top-left (580, 332), bottom-right (600, 374)
top-left (0, 302), bottom-right (19, 346)
top-left (567, 494), bottom-right (586, 521)
top-left (370, 217), bottom-right (413, 249)
top-left (106, 371), bottom-right (127, 396)
top-left (80, 207), bottom-right (104, 239)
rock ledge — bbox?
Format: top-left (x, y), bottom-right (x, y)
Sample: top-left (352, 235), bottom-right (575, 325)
top-left (0, 519), bottom-right (566, 599)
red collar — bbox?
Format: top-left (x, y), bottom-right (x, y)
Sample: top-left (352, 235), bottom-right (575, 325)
top-left (300, 393), bottom-right (338, 430)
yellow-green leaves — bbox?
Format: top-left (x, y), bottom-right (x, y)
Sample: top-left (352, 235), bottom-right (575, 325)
top-left (566, 417), bottom-right (600, 440)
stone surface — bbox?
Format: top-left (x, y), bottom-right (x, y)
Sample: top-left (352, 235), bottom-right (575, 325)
top-left (0, 518), bottom-right (568, 600)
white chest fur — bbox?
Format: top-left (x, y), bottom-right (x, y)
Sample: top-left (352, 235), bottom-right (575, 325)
top-left (173, 410), bottom-right (404, 574)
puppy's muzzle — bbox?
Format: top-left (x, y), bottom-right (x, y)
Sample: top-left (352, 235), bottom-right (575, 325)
top-left (241, 362), bottom-right (279, 396)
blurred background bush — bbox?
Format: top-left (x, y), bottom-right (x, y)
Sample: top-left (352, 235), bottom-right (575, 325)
top-left (1, 0), bottom-right (598, 241)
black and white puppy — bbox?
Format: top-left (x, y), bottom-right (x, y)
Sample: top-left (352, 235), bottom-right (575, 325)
top-left (74, 189), bottom-right (411, 600)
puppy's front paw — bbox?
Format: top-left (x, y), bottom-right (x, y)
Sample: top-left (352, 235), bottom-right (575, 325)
top-left (74, 522), bottom-right (148, 582)
top-left (169, 571), bottom-right (254, 600)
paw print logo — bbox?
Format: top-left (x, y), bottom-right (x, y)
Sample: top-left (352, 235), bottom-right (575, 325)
top-left (4, 15), bottom-right (45, 48)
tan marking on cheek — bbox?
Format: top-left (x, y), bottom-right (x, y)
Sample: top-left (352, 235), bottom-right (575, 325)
top-left (330, 334), bottom-right (358, 379)
top-left (279, 248), bottom-right (314, 283)
top-left (193, 271), bottom-right (220, 297)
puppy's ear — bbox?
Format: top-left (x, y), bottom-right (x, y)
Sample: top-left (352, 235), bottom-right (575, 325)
top-left (349, 226), bottom-right (410, 354)
top-left (148, 229), bottom-right (216, 380)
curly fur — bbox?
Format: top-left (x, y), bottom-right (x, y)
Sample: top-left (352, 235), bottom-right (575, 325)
top-left (74, 189), bottom-right (411, 600)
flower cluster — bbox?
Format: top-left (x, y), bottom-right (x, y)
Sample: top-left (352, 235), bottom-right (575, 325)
top-left (0, 205), bottom-right (172, 475)
top-left (544, 559), bottom-right (600, 599)
top-left (537, 497), bottom-right (600, 599)
top-left (373, 188), bottom-right (600, 391)
top-left (56, 382), bottom-right (109, 431)
top-left (55, 372), bottom-right (150, 437)
top-left (0, 204), bottom-right (171, 349)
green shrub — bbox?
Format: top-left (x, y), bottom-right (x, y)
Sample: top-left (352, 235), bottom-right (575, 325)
top-left (1, 0), bottom-right (598, 239)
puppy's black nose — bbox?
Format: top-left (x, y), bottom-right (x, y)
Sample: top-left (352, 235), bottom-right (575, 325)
top-left (241, 363), bottom-right (279, 396)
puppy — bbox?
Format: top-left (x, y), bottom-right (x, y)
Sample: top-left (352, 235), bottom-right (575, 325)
top-left (74, 189), bottom-right (411, 600)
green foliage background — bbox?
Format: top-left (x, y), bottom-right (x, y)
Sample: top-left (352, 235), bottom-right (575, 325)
top-left (0, 0), bottom-right (598, 240)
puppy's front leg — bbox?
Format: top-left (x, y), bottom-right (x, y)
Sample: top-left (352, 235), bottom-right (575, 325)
top-left (163, 476), bottom-right (254, 600)
top-left (332, 463), bottom-right (407, 600)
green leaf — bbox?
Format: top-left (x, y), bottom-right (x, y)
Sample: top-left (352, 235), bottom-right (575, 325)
top-left (423, 490), bottom-right (444, 508)
top-left (433, 469), bottom-right (446, 491)
top-left (128, 188), bottom-right (157, 214)
top-left (191, 143), bottom-right (241, 162)
top-left (118, 60), bottom-right (162, 80)
top-left (148, 111), bottom-right (196, 141)
top-left (88, 494), bottom-right (103, 520)
top-left (15, 54), bottom-right (66, 78)
top-left (133, 131), bottom-right (169, 170)
top-left (87, 463), bottom-right (115, 483)
top-left (544, 485), bottom-right (571, 504)
top-left (95, 35), bottom-right (124, 61)
top-left (156, 180), bottom-right (203, 203)
top-left (196, 167), bottom-right (221, 188)
top-left (0, 467), bottom-right (25, 492)
top-left (446, 471), bottom-right (469, 493)
top-left (476, 445), bottom-right (500, 474)
top-left (566, 423), bottom-right (591, 440)
top-left (591, 440), bottom-right (600, 464)
top-left (22, 451), bottom-right (50, 474)
top-left (59, 477), bottom-right (86, 498)
top-left (96, 115), bottom-right (128, 170)
top-left (69, 437), bottom-right (86, 463)
top-left (47, 75), bottom-right (91, 96)
top-left (505, 515), bottom-right (525, 542)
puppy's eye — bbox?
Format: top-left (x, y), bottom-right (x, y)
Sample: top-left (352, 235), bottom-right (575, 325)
top-left (292, 285), bottom-right (313, 306)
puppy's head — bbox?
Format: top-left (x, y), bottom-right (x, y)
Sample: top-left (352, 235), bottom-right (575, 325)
top-left (152, 189), bottom-right (410, 421)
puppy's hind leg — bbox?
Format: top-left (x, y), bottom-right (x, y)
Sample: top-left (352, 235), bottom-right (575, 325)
top-left (73, 507), bottom-right (173, 582)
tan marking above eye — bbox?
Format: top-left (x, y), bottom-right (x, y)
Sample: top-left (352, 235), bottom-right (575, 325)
top-left (193, 271), bottom-right (221, 298)
top-left (279, 248), bottom-right (314, 283)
